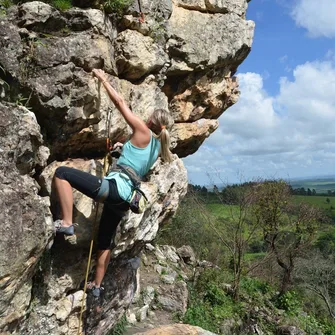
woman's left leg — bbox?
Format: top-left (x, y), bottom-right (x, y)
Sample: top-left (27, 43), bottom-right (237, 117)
top-left (94, 205), bottom-right (127, 287)
top-left (94, 179), bottom-right (129, 288)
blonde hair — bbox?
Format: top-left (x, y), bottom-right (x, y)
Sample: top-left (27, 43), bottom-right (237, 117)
top-left (149, 109), bottom-right (174, 163)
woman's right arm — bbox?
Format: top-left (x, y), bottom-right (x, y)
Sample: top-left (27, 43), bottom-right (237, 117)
top-left (93, 69), bottom-right (150, 147)
top-left (93, 70), bottom-right (145, 131)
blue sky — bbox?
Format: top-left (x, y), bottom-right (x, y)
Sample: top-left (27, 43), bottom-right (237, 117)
top-left (183, 0), bottom-right (335, 186)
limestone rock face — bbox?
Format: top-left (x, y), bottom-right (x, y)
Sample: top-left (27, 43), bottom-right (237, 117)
top-left (0, 0), bottom-right (254, 334)
top-left (1, 0), bottom-right (254, 160)
top-left (0, 102), bottom-right (52, 330)
top-left (115, 30), bottom-right (169, 79)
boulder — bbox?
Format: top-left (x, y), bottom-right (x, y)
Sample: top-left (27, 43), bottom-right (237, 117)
top-left (167, 4), bottom-right (254, 70)
top-left (177, 245), bottom-right (196, 265)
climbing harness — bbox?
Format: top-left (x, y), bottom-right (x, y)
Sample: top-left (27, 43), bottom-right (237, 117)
top-left (77, 107), bottom-right (113, 335)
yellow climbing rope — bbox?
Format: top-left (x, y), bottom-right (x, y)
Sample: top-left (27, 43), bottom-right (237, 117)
top-left (77, 109), bottom-right (112, 335)
top-left (77, 202), bottom-right (101, 335)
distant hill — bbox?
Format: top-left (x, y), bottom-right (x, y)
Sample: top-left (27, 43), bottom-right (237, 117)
top-left (288, 176), bottom-right (335, 193)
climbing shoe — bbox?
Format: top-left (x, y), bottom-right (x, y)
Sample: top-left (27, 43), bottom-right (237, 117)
top-left (54, 220), bottom-right (77, 245)
top-left (86, 282), bottom-right (104, 298)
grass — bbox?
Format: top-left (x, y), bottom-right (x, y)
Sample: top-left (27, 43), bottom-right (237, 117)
top-left (109, 314), bottom-right (128, 335)
top-left (206, 203), bottom-right (239, 218)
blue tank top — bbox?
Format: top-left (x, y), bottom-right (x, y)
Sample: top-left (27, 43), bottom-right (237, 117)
top-left (104, 132), bottom-right (160, 201)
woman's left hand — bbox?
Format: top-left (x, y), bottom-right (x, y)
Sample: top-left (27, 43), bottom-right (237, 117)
top-left (92, 69), bottom-right (107, 82)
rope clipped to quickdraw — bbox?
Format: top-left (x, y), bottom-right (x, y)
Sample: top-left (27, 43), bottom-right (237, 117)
top-left (77, 108), bottom-right (112, 335)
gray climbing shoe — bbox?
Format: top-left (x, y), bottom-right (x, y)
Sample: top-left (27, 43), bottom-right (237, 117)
top-left (86, 282), bottom-right (104, 298)
top-left (54, 220), bottom-right (77, 245)
top-left (92, 286), bottom-right (104, 298)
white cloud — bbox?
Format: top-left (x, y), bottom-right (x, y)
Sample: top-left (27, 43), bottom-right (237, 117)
top-left (291, 0), bottom-right (335, 38)
top-left (183, 57), bottom-right (335, 185)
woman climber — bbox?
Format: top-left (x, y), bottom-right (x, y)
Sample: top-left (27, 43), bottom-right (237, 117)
top-left (53, 68), bottom-right (174, 298)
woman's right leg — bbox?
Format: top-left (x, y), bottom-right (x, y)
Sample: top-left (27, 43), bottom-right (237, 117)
top-left (54, 166), bottom-right (105, 228)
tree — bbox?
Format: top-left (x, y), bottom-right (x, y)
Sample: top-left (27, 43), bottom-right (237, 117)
top-left (295, 252), bottom-right (335, 320)
top-left (253, 180), bottom-right (322, 294)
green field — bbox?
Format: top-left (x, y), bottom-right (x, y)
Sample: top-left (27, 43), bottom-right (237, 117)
top-left (206, 203), bottom-right (234, 218)
top-left (292, 195), bottom-right (335, 209)
top-left (206, 195), bottom-right (335, 224)
top-left (289, 177), bottom-right (335, 193)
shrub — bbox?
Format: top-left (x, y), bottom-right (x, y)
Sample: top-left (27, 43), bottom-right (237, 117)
top-left (51, 0), bottom-right (72, 10)
top-left (103, 0), bottom-right (131, 15)
top-left (240, 277), bottom-right (273, 296)
top-left (274, 290), bottom-right (302, 315)
top-left (0, 0), bottom-right (13, 9)
top-left (184, 270), bottom-right (242, 333)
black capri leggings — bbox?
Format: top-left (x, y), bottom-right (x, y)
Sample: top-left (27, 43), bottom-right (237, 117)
top-left (55, 166), bottom-right (129, 250)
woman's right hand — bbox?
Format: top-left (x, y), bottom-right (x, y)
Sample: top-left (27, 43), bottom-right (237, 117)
top-left (92, 69), bottom-right (107, 82)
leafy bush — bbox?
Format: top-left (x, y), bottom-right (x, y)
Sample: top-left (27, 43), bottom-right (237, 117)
top-left (183, 270), bottom-right (242, 333)
top-left (103, 0), bottom-right (131, 15)
top-left (316, 228), bottom-right (335, 255)
top-left (183, 296), bottom-right (217, 333)
top-left (240, 277), bottom-right (273, 296)
top-left (0, 0), bottom-right (13, 9)
top-left (51, 0), bottom-right (72, 11)
top-left (274, 290), bottom-right (302, 315)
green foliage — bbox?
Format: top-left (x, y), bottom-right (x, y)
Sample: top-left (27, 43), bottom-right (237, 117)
top-left (183, 296), bottom-right (218, 333)
top-left (321, 318), bottom-right (335, 335)
top-left (109, 314), bottom-right (128, 335)
top-left (316, 228), bottom-right (335, 255)
top-left (157, 196), bottom-right (227, 265)
top-left (292, 195), bottom-right (335, 223)
top-left (0, 0), bottom-right (13, 9)
top-left (240, 277), bottom-right (273, 296)
top-left (184, 275), bottom-right (241, 333)
top-left (51, 0), bottom-right (72, 11)
top-left (274, 290), bottom-right (302, 315)
top-left (103, 0), bottom-right (131, 15)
